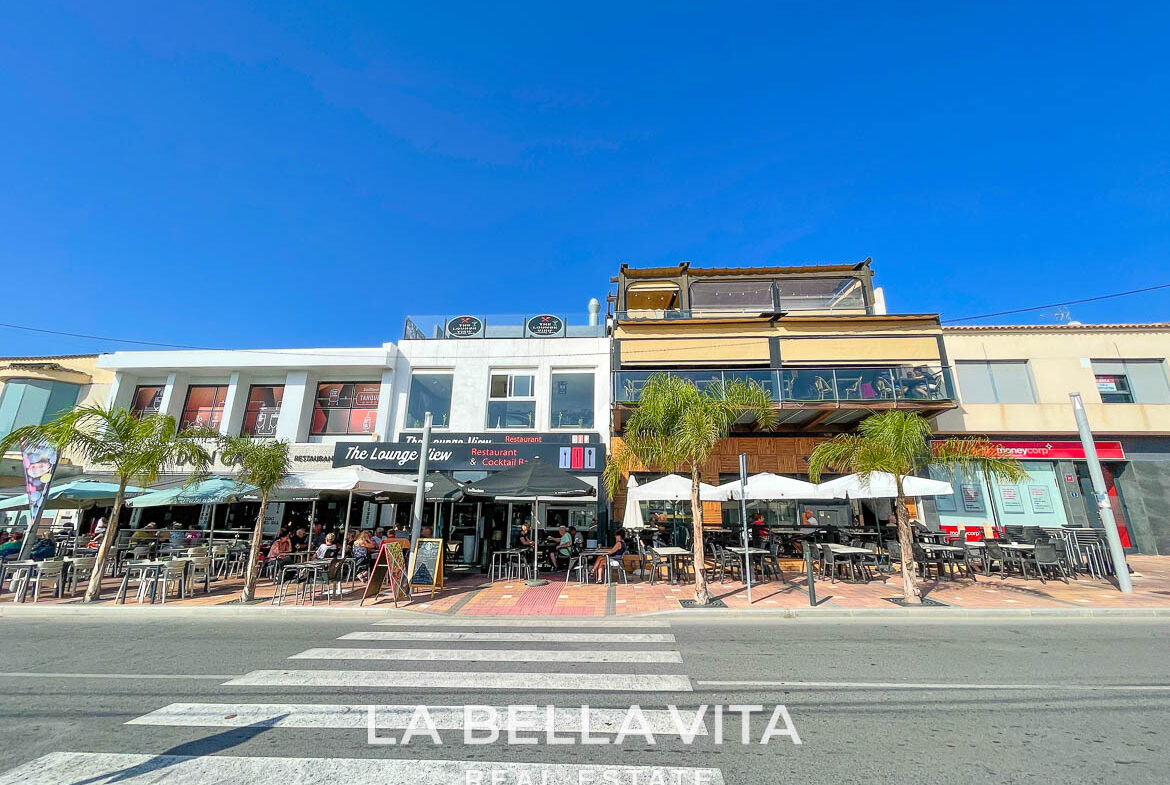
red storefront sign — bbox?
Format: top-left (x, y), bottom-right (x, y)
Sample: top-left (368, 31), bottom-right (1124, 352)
top-left (936, 440), bottom-right (1126, 461)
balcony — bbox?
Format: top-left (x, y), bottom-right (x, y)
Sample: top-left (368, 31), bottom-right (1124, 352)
top-left (404, 314), bottom-right (605, 340)
top-left (613, 366), bottom-right (956, 428)
top-left (616, 303), bottom-right (873, 322)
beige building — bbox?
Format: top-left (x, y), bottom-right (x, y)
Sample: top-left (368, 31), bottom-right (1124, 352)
top-left (0, 354), bottom-right (115, 494)
top-left (932, 324), bottom-right (1170, 555)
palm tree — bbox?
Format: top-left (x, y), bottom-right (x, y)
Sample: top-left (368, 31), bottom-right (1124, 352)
top-left (219, 435), bottom-right (291, 602)
top-left (807, 410), bottom-right (1028, 604)
top-left (0, 405), bottom-right (213, 602)
top-left (604, 374), bottom-right (777, 605)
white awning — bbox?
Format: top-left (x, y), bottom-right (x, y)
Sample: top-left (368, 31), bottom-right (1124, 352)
top-left (816, 472), bottom-right (953, 499)
top-left (712, 472), bottom-right (833, 501)
top-left (279, 467), bottom-right (420, 494)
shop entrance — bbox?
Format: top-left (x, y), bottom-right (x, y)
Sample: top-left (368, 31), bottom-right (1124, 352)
top-left (1075, 463), bottom-right (1134, 549)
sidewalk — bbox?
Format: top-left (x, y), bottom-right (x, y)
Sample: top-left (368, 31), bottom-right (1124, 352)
top-left (7, 555), bottom-right (1170, 617)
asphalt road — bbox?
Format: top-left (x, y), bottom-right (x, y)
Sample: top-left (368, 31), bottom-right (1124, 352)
top-left (0, 612), bottom-right (1167, 784)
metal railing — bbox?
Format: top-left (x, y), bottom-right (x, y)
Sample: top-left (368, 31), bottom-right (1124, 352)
top-left (613, 366), bottom-right (955, 405)
top-left (403, 314), bottom-right (605, 340)
top-left (615, 303), bottom-right (873, 321)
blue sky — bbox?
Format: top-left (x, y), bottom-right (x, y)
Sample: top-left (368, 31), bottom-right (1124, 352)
top-left (2, 2), bottom-right (1167, 356)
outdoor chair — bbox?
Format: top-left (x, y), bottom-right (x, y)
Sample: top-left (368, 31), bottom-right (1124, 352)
top-left (982, 542), bottom-right (1011, 578)
top-left (143, 561), bottom-right (187, 603)
top-left (645, 549), bottom-right (671, 584)
top-left (849, 540), bottom-right (881, 580)
top-left (210, 545), bottom-right (229, 577)
top-left (820, 547), bottom-right (853, 583)
top-left (272, 564), bottom-right (302, 605)
top-left (1021, 526), bottom-right (1044, 543)
top-left (884, 540), bottom-right (905, 573)
top-left (599, 553), bottom-right (628, 584)
top-left (187, 557), bottom-right (212, 594)
top-left (761, 539), bottom-right (785, 581)
top-left (27, 560), bottom-right (66, 602)
top-left (66, 557), bottom-right (97, 596)
top-left (1072, 530), bottom-right (1111, 578)
top-left (913, 545), bottom-right (947, 580)
top-left (304, 563), bottom-right (334, 605)
top-left (1029, 542), bottom-right (1070, 584)
top-left (709, 543), bottom-right (737, 583)
top-left (812, 376), bottom-right (834, 400)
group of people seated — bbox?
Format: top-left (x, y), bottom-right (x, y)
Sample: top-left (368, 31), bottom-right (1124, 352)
top-left (0, 530), bottom-right (57, 561)
top-left (264, 522), bottom-right (424, 583)
top-left (514, 523), bottom-right (630, 583)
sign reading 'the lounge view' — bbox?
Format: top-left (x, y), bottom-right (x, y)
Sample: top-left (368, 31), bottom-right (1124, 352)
top-left (333, 440), bottom-right (604, 474)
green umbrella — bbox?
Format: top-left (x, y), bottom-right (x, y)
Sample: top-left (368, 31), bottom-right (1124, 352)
top-left (0, 480), bottom-right (148, 511)
top-left (126, 477), bottom-right (258, 508)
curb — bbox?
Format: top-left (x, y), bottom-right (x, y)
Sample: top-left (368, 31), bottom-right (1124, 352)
top-left (1, 604), bottom-right (1168, 621)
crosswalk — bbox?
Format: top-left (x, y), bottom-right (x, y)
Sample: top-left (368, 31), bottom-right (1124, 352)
top-left (0, 615), bottom-right (724, 784)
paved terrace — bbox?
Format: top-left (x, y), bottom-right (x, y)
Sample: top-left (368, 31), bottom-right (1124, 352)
top-left (8, 556), bottom-right (1170, 615)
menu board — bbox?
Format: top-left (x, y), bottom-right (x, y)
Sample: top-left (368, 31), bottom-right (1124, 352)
top-left (408, 538), bottom-right (444, 597)
top-left (361, 541), bottom-right (409, 607)
top-left (997, 485), bottom-right (1024, 514)
top-left (1029, 485), bottom-right (1055, 513)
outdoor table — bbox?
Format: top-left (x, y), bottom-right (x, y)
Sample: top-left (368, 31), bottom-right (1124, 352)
top-left (1, 560), bottom-right (39, 602)
top-left (724, 546), bottom-right (771, 582)
top-left (1000, 543), bottom-right (1035, 551)
top-left (824, 544), bottom-right (873, 555)
top-left (920, 544), bottom-right (965, 553)
top-left (273, 559), bottom-right (332, 604)
top-left (649, 546), bottom-right (691, 584)
top-left (917, 532), bottom-right (950, 544)
top-left (116, 560), bottom-right (170, 604)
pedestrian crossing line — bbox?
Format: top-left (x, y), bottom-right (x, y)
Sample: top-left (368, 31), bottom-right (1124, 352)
top-left (127, 702), bottom-right (709, 735)
top-left (340, 631), bottom-right (676, 643)
top-left (0, 752), bottom-right (724, 785)
top-left (225, 669), bottom-right (693, 692)
top-left (372, 617), bottom-right (672, 628)
top-left (290, 647), bottom-right (684, 663)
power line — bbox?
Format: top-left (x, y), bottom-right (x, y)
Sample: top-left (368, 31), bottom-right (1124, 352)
top-left (942, 283), bottom-right (1170, 324)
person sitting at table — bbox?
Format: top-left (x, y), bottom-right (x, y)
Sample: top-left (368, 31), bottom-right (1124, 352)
top-left (373, 527), bottom-right (386, 548)
top-left (568, 526), bottom-right (584, 552)
top-left (421, 526), bottom-right (434, 539)
top-left (130, 523), bottom-right (159, 542)
top-left (290, 526), bottom-right (309, 553)
top-left (517, 523), bottom-right (534, 550)
top-left (168, 523), bottom-right (187, 549)
top-left (266, 528), bottom-right (293, 578)
top-left (0, 536), bottom-right (22, 560)
top-left (550, 525), bottom-right (573, 571)
top-left (749, 512), bottom-right (769, 546)
top-left (352, 530), bottom-right (377, 580)
top-left (592, 529), bottom-right (627, 583)
top-left (315, 532), bottom-right (338, 560)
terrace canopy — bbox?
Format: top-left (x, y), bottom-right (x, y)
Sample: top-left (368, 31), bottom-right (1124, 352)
top-left (0, 480), bottom-right (148, 511)
top-left (816, 472), bottom-right (953, 499)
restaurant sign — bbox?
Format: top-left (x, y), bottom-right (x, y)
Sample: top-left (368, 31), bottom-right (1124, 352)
top-left (935, 440), bottom-right (1126, 462)
top-left (333, 440), bottom-right (605, 474)
top-left (399, 432), bottom-right (599, 446)
top-left (526, 314), bottom-right (565, 337)
top-left (445, 315), bottom-right (484, 338)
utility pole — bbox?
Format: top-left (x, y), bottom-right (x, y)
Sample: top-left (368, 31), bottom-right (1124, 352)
top-left (1069, 393), bottom-right (1133, 593)
top-left (409, 412), bottom-right (432, 548)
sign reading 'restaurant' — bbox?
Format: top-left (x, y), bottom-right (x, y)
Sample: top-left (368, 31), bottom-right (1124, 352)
top-left (399, 432), bottom-right (598, 446)
top-left (333, 440), bottom-right (604, 474)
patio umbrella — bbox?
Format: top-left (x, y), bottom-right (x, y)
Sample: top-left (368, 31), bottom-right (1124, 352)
top-left (0, 480), bottom-right (148, 511)
top-left (625, 474), bottom-right (721, 548)
top-left (126, 477), bottom-right (258, 507)
top-left (816, 472), bottom-right (953, 500)
top-left (621, 476), bottom-right (645, 530)
top-left (280, 467), bottom-right (421, 548)
top-left (463, 460), bottom-right (592, 577)
top-left (712, 472), bottom-right (829, 501)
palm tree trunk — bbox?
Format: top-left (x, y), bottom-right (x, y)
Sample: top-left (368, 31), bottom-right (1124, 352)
top-left (690, 466), bottom-right (711, 605)
top-left (894, 476), bottom-right (921, 604)
top-left (240, 494), bottom-right (267, 603)
top-left (84, 477), bottom-right (127, 603)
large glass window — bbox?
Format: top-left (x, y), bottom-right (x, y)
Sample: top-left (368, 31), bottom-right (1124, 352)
top-left (777, 277), bottom-right (866, 311)
top-left (241, 385), bottom-right (284, 437)
top-left (0, 379), bottom-right (81, 442)
top-left (955, 361), bottom-right (1036, 404)
top-left (405, 373), bottom-right (453, 429)
top-left (180, 385), bottom-right (228, 430)
top-left (549, 372), bottom-right (594, 429)
top-left (487, 372), bottom-right (535, 429)
top-left (130, 385), bottom-right (164, 417)
top-left (1092, 360), bottom-right (1170, 404)
top-left (311, 382), bottom-right (380, 435)
top-left (689, 280), bottom-right (775, 312)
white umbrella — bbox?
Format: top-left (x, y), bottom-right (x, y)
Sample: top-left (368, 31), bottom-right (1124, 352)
top-left (816, 472), bottom-right (953, 499)
top-left (713, 472), bottom-right (831, 501)
top-left (280, 467), bottom-right (423, 549)
top-left (626, 474), bottom-right (722, 502)
top-left (622, 476), bottom-right (646, 530)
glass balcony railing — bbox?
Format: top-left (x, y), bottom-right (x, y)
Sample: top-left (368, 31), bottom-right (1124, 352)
top-left (613, 366), bottom-right (955, 406)
top-left (403, 314), bottom-right (605, 340)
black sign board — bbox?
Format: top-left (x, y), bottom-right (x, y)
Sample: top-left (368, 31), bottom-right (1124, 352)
top-left (408, 538), bottom-right (444, 596)
top-left (445, 315), bottom-right (484, 338)
top-left (526, 314), bottom-right (565, 337)
top-left (334, 441), bottom-right (604, 474)
top-left (399, 432), bottom-right (599, 446)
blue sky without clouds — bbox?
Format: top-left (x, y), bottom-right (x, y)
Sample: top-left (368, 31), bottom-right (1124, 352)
top-left (1, 2), bottom-right (1167, 356)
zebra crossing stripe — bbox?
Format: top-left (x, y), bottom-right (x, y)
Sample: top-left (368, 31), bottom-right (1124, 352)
top-left (0, 752), bottom-right (724, 785)
top-left (372, 618), bottom-right (672, 628)
top-left (290, 647), bottom-right (684, 663)
top-left (225, 669), bottom-right (693, 692)
top-left (339, 631), bottom-right (676, 643)
top-left (127, 702), bottom-right (708, 735)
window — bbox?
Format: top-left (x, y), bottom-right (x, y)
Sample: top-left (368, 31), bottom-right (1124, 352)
top-left (955, 361), bottom-right (1036, 404)
top-left (689, 280), bottom-right (775, 312)
top-left (624, 281), bottom-right (680, 312)
top-left (405, 373), bottom-right (453, 429)
top-left (180, 385), bottom-right (228, 430)
top-left (549, 372), bottom-right (594, 428)
top-left (310, 382), bottom-right (379, 435)
top-left (129, 385), bottom-right (164, 417)
top-left (0, 380), bottom-right (81, 442)
top-left (487, 372), bottom-right (535, 429)
top-left (241, 385), bottom-right (284, 437)
top-left (1092, 360), bottom-right (1170, 404)
top-left (777, 277), bottom-right (867, 311)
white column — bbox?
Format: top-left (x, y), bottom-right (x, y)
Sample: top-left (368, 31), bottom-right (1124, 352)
top-left (276, 370), bottom-right (311, 443)
top-left (158, 372), bottom-right (189, 422)
top-left (219, 372), bottom-right (248, 436)
top-left (374, 367), bottom-right (394, 441)
top-left (106, 373), bottom-right (130, 410)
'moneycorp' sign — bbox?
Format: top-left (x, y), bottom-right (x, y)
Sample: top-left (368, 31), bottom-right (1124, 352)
top-left (333, 440), bottom-right (604, 474)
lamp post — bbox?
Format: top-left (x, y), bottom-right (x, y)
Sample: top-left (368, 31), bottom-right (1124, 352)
top-left (409, 412), bottom-right (432, 549)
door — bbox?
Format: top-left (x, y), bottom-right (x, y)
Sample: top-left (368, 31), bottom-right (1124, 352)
top-left (1076, 463), bottom-right (1134, 550)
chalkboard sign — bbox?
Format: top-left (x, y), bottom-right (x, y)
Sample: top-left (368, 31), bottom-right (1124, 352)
top-left (360, 541), bottom-right (408, 607)
top-left (407, 538), bottom-right (444, 597)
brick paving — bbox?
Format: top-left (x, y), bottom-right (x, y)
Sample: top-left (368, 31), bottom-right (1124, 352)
top-left (10, 555), bottom-right (1170, 614)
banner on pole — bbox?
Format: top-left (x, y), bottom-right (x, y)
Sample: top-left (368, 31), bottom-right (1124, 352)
top-left (19, 439), bottom-right (59, 559)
